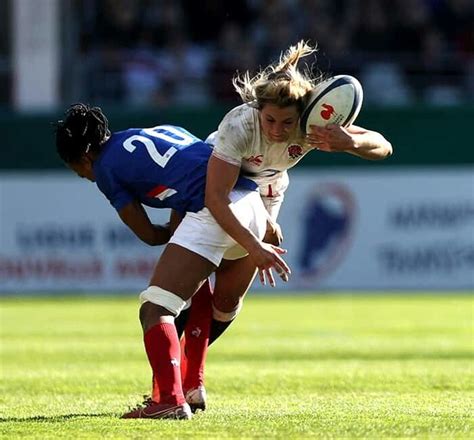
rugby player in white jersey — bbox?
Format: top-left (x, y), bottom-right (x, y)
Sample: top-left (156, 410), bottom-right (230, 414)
top-left (180, 40), bottom-right (393, 411)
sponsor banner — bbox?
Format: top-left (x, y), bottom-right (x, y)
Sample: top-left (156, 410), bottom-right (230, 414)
top-left (1, 169), bottom-right (473, 292)
top-left (278, 168), bottom-right (474, 290)
top-left (0, 173), bottom-right (168, 292)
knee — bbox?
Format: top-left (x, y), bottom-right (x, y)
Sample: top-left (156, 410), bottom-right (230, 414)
top-left (139, 286), bottom-right (187, 331)
top-left (212, 299), bottom-right (243, 322)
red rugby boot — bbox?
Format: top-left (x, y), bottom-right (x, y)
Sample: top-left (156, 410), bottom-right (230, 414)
top-left (121, 396), bottom-right (192, 420)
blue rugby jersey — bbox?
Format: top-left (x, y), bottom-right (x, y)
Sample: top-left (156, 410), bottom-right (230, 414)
top-left (93, 125), bottom-right (257, 214)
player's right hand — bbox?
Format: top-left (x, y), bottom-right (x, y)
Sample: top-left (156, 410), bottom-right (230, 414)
top-left (249, 242), bottom-right (291, 287)
top-left (265, 219), bottom-right (284, 246)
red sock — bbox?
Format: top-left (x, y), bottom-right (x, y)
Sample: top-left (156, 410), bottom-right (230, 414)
top-left (152, 374), bottom-right (160, 402)
top-left (180, 336), bottom-right (188, 383)
top-left (182, 279), bottom-right (213, 391)
top-left (152, 331), bottom-right (188, 401)
top-left (144, 322), bottom-right (185, 405)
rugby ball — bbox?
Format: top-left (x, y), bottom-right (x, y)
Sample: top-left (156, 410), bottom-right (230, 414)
top-left (300, 75), bottom-right (363, 133)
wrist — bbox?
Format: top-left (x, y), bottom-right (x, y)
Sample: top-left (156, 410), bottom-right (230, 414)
top-left (243, 234), bottom-right (262, 253)
top-left (345, 134), bottom-right (358, 153)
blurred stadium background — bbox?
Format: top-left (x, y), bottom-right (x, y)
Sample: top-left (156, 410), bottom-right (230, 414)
top-left (1, 2), bottom-right (473, 438)
top-left (1, 0), bottom-right (473, 293)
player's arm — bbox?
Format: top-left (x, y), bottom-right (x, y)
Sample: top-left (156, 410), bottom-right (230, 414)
top-left (205, 155), bottom-right (290, 286)
top-left (307, 124), bottom-right (392, 160)
top-left (344, 125), bottom-right (393, 160)
top-left (118, 200), bottom-right (171, 246)
top-left (205, 156), bottom-right (258, 249)
top-left (169, 209), bottom-right (183, 235)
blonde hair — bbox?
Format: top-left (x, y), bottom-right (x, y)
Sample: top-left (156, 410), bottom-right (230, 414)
top-left (233, 40), bottom-right (322, 112)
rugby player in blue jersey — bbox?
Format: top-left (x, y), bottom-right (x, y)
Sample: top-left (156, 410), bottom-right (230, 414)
top-left (55, 103), bottom-right (290, 419)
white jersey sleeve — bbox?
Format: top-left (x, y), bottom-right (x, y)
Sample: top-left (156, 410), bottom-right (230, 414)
top-left (209, 103), bottom-right (311, 221)
top-left (211, 105), bottom-right (254, 166)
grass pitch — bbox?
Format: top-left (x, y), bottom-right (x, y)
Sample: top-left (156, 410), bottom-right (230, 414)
top-left (1, 293), bottom-right (473, 439)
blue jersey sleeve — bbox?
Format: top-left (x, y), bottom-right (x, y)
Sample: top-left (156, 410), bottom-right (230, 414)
top-left (95, 166), bottom-right (134, 211)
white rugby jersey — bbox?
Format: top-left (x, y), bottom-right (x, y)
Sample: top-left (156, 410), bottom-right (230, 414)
top-left (210, 104), bottom-right (313, 199)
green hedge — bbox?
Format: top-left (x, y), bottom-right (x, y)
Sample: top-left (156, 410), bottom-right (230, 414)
top-left (3, 105), bottom-right (473, 169)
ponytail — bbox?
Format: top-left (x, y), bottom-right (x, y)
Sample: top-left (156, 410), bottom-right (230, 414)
top-left (232, 40), bottom-right (323, 111)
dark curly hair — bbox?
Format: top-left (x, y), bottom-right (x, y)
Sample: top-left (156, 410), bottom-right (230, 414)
top-left (55, 103), bottom-right (111, 163)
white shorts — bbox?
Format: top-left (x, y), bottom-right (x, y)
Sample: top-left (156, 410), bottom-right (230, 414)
top-left (259, 171), bottom-right (289, 221)
top-left (261, 195), bottom-right (284, 221)
top-left (169, 189), bottom-right (268, 267)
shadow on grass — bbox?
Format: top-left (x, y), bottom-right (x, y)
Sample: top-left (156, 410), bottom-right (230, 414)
top-left (0, 413), bottom-right (118, 423)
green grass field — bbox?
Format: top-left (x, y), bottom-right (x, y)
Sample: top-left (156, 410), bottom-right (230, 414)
top-left (1, 293), bottom-right (473, 439)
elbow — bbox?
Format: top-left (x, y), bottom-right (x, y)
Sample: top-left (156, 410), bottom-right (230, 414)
top-left (373, 140), bottom-right (393, 161)
top-left (384, 141), bottom-right (393, 159)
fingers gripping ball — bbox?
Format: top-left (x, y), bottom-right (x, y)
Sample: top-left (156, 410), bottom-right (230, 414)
top-left (300, 75), bottom-right (363, 133)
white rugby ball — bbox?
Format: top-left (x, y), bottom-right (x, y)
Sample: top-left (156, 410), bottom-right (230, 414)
top-left (300, 75), bottom-right (363, 133)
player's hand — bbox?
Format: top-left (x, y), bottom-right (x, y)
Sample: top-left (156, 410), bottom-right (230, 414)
top-left (248, 242), bottom-right (291, 287)
top-left (264, 219), bottom-right (283, 246)
top-left (306, 124), bottom-right (354, 152)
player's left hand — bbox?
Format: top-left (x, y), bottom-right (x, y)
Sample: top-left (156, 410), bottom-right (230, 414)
top-left (248, 242), bottom-right (291, 287)
top-left (306, 124), bottom-right (354, 153)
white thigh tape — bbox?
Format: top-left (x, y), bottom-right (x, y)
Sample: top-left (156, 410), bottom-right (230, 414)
top-left (182, 298), bottom-right (192, 311)
top-left (139, 286), bottom-right (187, 316)
top-left (212, 301), bottom-right (243, 322)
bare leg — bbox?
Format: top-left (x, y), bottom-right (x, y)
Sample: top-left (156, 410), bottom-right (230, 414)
top-left (138, 244), bottom-right (215, 408)
top-left (213, 256), bottom-right (257, 313)
top-left (140, 244), bottom-right (216, 332)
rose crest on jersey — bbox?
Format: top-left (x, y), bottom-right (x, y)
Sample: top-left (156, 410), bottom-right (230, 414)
top-left (245, 154), bottom-right (263, 166)
top-left (288, 144), bottom-right (303, 159)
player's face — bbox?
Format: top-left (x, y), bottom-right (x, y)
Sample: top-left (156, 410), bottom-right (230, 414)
top-left (259, 104), bottom-right (299, 143)
top-left (68, 157), bottom-right (95, 182)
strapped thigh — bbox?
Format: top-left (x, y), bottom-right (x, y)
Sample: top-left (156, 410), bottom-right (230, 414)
top-left (139, 285), bottom-right (187, 316)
